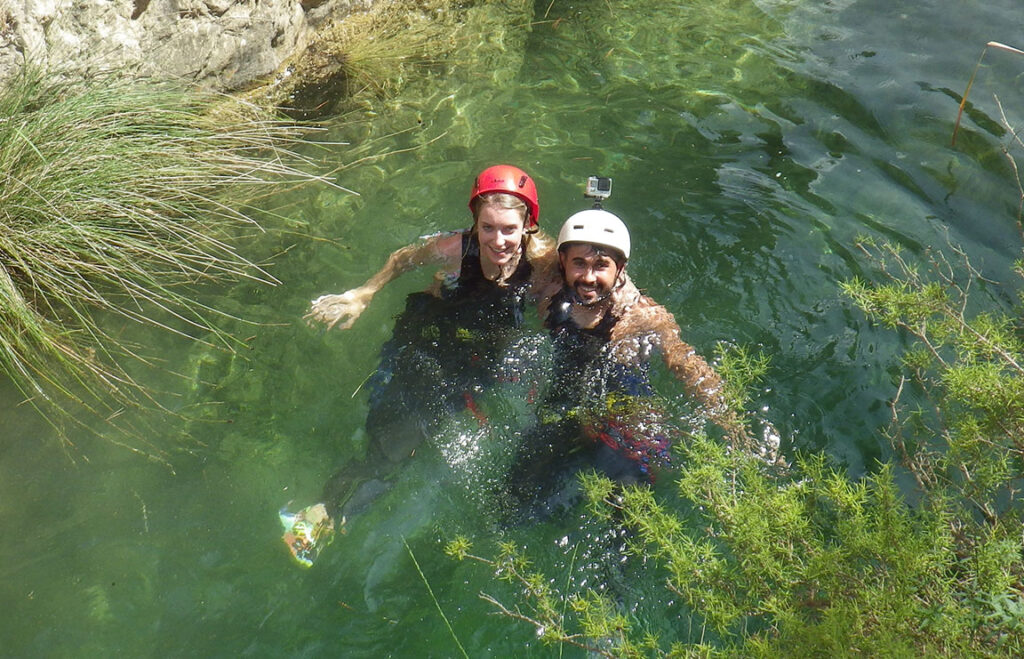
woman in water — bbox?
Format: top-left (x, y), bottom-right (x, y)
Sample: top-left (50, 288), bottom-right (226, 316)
top-left (284, 166), bottom-right (555, 566)
top-left (307, 165), bottom-right (550, 334)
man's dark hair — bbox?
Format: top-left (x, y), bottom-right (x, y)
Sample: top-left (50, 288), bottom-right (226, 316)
top-left (558, 242), bottom-right (628, 268)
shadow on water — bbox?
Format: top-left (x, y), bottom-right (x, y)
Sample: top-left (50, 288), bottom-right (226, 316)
top-left (5, 0), bottom-right (1024, 654)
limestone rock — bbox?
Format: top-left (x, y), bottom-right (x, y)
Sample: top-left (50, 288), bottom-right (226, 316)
top-left (0, 0), bottom-right (374, 90)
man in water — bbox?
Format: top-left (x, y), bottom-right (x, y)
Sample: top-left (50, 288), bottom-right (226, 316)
top-left (507, 208), bottom-right (768, 514)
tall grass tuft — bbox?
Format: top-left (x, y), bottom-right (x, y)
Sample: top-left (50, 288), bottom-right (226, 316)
top-left (0, 66), bottom-right (332, 455)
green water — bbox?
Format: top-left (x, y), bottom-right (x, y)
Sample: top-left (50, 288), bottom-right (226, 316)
top-left (4, 0), bottom-right (1024, 655)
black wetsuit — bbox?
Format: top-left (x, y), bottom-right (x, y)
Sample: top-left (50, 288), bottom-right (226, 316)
top-left (544, 287), bottom-right (652, 406)
top-left (505, 287), bottom-right (676, 519)
top-left (323, 232), bottom-right (532, 517)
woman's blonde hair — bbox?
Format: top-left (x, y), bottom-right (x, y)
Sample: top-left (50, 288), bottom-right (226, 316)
top-left (470, 192), bottom-right (529, 222)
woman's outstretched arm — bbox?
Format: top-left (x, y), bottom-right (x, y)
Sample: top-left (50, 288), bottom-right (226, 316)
top-left (305, 232), bottom-right (463, 330)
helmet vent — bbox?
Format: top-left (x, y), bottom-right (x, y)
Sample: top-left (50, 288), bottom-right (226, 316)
top-left (556, 209), bottom-right (630, 259)
top-left (518, 175), bottom-right (527, 188)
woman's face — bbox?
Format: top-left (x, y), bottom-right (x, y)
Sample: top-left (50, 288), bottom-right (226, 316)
top-left (475, 204), bottom-right (526, 269)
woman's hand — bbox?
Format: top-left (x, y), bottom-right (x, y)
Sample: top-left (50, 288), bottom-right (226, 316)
top-left (305, 288), bottom-right (372, 330)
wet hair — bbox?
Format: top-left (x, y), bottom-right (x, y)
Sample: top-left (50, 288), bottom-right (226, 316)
top-left (557, 242), bottom-right (628, 269)
top-left (471, 191), bottom-right (529, 222)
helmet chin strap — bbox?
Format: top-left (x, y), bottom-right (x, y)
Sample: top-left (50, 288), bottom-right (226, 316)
top-left (614, 264), bottom-right (628, 289)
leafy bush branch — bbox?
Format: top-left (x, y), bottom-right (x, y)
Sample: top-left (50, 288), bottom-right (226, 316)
top-left (843, 238), bottom-right (1024, 523)
top-left (450, 241), bottom-right (1024, 654)
top-left (446, 535), bottom-right (662, 657)
top-left (455, 438), bottom-right (1023, 654)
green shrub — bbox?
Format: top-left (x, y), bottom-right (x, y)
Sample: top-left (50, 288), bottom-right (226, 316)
top-left (451, 238), bottom-right (1024, 656)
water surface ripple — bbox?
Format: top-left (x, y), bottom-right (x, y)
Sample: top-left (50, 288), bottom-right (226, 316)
top-left (4, 0), bottom-right (1024, 654)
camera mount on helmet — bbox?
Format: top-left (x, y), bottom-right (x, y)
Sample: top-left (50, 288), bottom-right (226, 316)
top-left (560, 176), bottom-right (628, 259)
top-left (584, 176), bottom-right (612, 208)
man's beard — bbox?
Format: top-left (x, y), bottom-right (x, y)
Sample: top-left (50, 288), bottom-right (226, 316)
top-left (569, 282), bottom-right (612, 307)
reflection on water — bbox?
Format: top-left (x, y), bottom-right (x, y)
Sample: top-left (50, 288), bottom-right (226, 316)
top-left (4, 0), bottom-right (1024, 654)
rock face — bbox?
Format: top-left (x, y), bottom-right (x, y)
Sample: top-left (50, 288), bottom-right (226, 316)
top-left (0, 0), bottom-right (374, 90)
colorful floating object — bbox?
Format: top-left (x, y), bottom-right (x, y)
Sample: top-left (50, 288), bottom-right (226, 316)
top-left (279, 503), bottom-right (337, 568)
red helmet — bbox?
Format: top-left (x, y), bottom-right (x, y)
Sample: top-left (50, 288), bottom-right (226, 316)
top-left (468, 165), bottom-right (539, 229)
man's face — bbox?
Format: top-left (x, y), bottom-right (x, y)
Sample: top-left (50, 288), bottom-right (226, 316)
top-left (559, 244), bottom-right (622, 306)
top-left (475, 204), bottom-right (526, 269)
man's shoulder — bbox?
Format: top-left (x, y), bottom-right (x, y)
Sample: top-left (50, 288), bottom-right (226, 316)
top-left (619, 296), bottom-right (674, 323)
top-left (613, 278), bottom-right (670, 320)
top-left (610, 287), bottom-right (681, 344)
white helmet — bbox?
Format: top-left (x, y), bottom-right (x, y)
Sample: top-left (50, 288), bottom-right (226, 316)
top-left (556, 209), bottom-right (631, 260)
